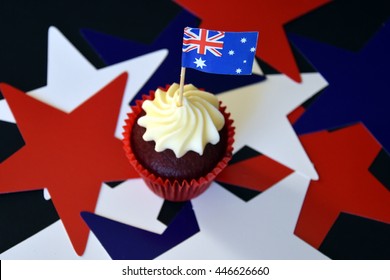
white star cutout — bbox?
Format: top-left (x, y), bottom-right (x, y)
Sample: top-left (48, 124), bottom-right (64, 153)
top-left (243, 60), bottom-right (247, 63)
top-left (236, 68), bottom-right (242, 74)
top-left (228, 50), bottom-right (235, 55)
top-left (194, 57), bottom-right (206, 69)
top-left (240, 37), bottom-right (247, 43)
top-left (250, 47), bottom-right (256, 52)
top-left (158, 173), bottom-right (328, 259)
top-left (218, 70), bottom-right (328, 180)
top-left (0, 26), bottom-right (168, 139)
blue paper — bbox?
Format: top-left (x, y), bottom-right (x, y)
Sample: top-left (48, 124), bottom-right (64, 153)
top-left (290, 20), bottom-right (390, 153)
top-left (81, 202), bottom-right (199, 260)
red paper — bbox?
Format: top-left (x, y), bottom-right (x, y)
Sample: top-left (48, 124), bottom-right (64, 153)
top-left (0, 73), bottom-right (139, 255)
top-left (216, 153), bottom-right (293, 192)
top-left (295, 123), bottom-right (390, 249)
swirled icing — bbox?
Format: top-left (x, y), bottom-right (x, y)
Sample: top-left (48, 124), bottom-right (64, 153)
top-left (137, 83), bottom-right (225, 158)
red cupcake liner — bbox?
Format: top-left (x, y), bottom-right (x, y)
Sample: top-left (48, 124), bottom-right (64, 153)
top-left (122, 87), bottom-right (235, 201)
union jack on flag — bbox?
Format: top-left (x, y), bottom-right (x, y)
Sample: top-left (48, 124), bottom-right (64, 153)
top-left (183, 27), bottom-right (225, 57)
top-left (182, 27), bottom-right (258, 75)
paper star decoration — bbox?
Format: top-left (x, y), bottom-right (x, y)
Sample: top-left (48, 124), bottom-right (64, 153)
top-left (219, 73), bottom-right (328, 180)
top-left (81, 202), bottom-right (200, 259)
top-left (291, 20), bottom-right (390, 153)
top-left (0, 73), bottom-right (139, 256)
top-left (174, 0), bottom-right (331, 82)
top-left (27, 27), bottom-right (167, 138)
top-left (81, 10), bottom-right (264, 104)
top-left (158, 175), bottom-right (328, 259)
top-left (295, 124), bottom-right (390, 251)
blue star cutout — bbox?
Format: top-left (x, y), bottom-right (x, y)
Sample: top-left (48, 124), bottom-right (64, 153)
top-left (291, 20), bottom-right (390, 153)
top-left (81, 10), bottom-right (265, 105)
top-left (81, 202), bottom-right (199, 260)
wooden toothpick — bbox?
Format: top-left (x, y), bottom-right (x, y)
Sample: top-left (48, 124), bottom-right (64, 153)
top-left (177, 67), bottom-right (186, 107)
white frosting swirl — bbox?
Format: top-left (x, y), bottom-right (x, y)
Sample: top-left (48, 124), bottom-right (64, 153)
top-left (137, 83), bottom-right (225, 158)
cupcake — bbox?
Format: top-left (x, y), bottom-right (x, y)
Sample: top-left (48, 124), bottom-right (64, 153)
top-left (123, 83), bottom-right (234, 201)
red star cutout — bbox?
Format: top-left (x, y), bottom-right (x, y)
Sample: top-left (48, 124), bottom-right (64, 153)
top-left (0, 73), bottom-right (139, 255)
top-left (216, 154), bottom-right (293, 192)
top-left (295, 124), bottom-right (390, 249)
top-left (174, 0), bottom-right (331, 82)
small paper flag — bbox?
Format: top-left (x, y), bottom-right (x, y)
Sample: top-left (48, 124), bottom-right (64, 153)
top-left (182, 27), bottom-right (258, 75)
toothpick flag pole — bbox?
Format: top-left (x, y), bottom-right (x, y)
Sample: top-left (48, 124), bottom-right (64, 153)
top-left (178, 66), bottom-right (186, 107)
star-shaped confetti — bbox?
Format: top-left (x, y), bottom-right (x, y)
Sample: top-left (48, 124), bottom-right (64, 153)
top-left (0, 73), bottom-right (139, 255)
top-left (292, 20), bottom-right (390, 153)
top-left (174, 0), bottom-right (331, 82)
top-left (81, 202), bottom-right (200, 259)
top-left (158, 174), bottom-right (328, 259)
top-left (295, 124), bottom-right (390, 252)
top-left (81, 10), bottom-right (264, 104)
top-left (218, 73), bottom-right (328, 180)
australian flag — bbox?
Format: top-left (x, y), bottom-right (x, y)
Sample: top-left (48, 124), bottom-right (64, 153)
top-left (182, 27), bottom-right (258, 75)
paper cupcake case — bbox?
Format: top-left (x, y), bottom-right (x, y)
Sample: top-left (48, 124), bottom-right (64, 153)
top-left (122, 87), bottom-right (235, 201)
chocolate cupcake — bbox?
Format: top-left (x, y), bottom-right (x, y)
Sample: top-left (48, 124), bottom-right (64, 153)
top-left (123, 83), bottom-right (234, 201)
